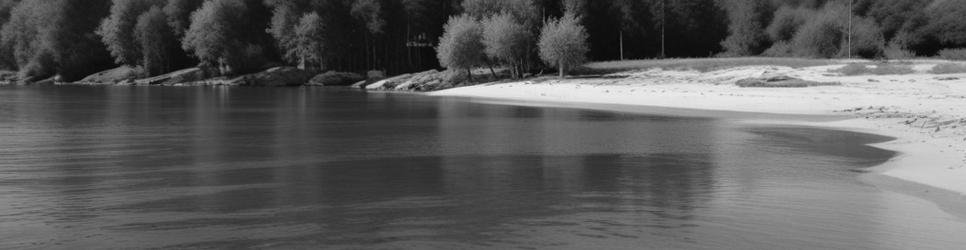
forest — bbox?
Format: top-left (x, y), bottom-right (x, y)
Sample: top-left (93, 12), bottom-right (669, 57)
top-left (0, 0), bottom-right (964, 82)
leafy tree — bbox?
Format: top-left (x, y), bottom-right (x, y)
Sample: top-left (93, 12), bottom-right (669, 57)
top-left (97, 0), bottom-right (163, 65)
top-left (1, 0), bottom-right (112, 81)
top-left (720, 0), bottom-right (773, 56)
top-left (539, 13), bottom-right (588, 78)
top-left (135, 6), bottom-right (174, 76)
top-left (182, 0), bottom-right (248, 75)
top-left (294, 12), bottom-right (325, 71)
top-left (925, 0), bottom-right (966, 48)
top-left (266, 0), bottom-right (307, 64)
top-left (163, 0), bottom-right (203, 38)
top-left (482, 12), bottom-right (531, 78)
top-left (436, 14), bottom-right (484, 80)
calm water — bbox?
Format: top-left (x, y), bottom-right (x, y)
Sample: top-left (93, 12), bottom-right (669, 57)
top-left (0, 86), bottom-right (964, 249)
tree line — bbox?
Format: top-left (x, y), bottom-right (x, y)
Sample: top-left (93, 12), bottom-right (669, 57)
top-left (0, 0), bottom-right (963, 82)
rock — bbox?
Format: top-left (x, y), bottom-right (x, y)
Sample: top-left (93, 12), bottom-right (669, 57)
top-left (234, 67), bottom-right (314, 86)
top-left (366, 73), bottom-right (412, 90)
top-left (350, 80), bottom-right (368, 89)
top-left (76, 66), bottom-right (144, 85)
top-left (307, 71), bottom-right (365, 86)
top-left (135, 67), bottom-right (212, 86)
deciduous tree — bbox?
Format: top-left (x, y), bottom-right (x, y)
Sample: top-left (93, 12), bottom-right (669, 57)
top-left (538, 13), bottom-right (588, 78)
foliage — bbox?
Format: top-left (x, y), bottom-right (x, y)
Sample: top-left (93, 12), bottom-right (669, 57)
top-left (97, 0), bottom-right (162, 65)
top-left (436, 14), bottom-right (485, 77)
top-left (163, 0), bottom-right (203, 38)
top-left (925, 0), bottom-right (966, 49)
top-left (309, 70), bottom-right (364, 86)
top-left (720, 0), bottom-right (773, 56)
top-left (135, 7), bottom-right (173, 76)
top-left (539, 13), bottom-right (588, 77)
top-left (294, 12), bottom-right (326, 71)
top-left (1, 0), bottom-right (113, 81)
top-left (929, 63), bottom-right (966, 74)
top-left (790, 4), bottom-right (845, 58)
top-left (482, 12), bottom-right (532, 78)
top-left (182, 0), bottom-right (248, 75)
top-left (937, 49), bottom-right (966, 61)
top-left (847, 17), bottom-right (885, 59)
top-left (832, 63), bottom-right (914, 76)
top-left (766, 6), bottom-right (810, 42)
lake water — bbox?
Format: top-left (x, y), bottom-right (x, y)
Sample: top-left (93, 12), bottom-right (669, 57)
top-left (1, 86), bottom-right (964, 249)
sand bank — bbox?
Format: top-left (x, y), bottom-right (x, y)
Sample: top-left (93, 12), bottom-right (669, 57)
top-left (430, 61), bottom-right (966, 198)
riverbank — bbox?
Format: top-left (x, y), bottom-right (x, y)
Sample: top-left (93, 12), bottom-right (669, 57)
top-left (430, 59), bottom-right (966, 199)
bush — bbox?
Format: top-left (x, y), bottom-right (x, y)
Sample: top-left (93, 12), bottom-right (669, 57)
top-left (792, 17), bottom-right (842, 58)
top-left (937, 49), bottom-right (966, 61)
top-left (766, 7), bottom-right (809, 42)
top-left (832, 63), bottom-right (914, 76)
top-left (762, 41), bottom-right (794, 57)
top-left (929, 63), bottom-right (966, 74)
top-left (847, 18), bottom-right (886, 59)
top-left (308, 71), bottom-right (364, 86)
top-left (883, 43), bottom-right (916, 60)
top-left (538, 13), bottom-right (588, 77)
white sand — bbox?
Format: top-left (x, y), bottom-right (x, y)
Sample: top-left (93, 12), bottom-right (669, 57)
top-left (431, 61), bottom-right (966, 196)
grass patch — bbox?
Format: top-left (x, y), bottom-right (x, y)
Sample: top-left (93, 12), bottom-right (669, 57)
top-left (579, 57), bottom-right (838, 75)
top-left (831, 63), bottom-right (914, 76)
top-left (929, 63), bottom-right (966, 74)
top-left (736, 76), bottom-right (840, 88)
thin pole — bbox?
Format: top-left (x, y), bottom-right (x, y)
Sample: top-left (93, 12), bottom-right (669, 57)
top-left (660, 0), bottom-right (666, 59)
top-left (620, 30), bottom-right (625, 60)
top-left (848, 0), bottom-right (853, 59)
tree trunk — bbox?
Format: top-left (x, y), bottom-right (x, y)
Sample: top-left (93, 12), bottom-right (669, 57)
top-left (466, 68), bottom-right (472, 82)
top-left (489, 65), bottom-right (497, 79)
top-left (558, 60), bottom-right (564, 78)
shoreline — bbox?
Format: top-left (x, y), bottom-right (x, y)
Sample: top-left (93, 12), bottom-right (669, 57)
top-left (429, 63), bottom-right (966, 213)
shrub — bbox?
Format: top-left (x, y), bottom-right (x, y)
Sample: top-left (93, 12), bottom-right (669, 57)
top-left (762, 41), bottom-right (794, 57)
top-left (792, 17), bottom-right (842, 58)
top-left (883, 43), bottom-right (916, 60)
top-left (929, 63), bottom-right (966, 74)
top-left (937, 49), bottom-right (966, 61)
top-left (832, 63), bottom-right (914, 76)
top-left (309, 71), bottom-right (364, 86)
top-left (538, 13), bottom-right (588, 77)
top-left (766, 7), bottom-right (809, 42)
top-left (436, 14), bottom-right (485, 80)
top-left (847, 18), bottom-right (886, 59)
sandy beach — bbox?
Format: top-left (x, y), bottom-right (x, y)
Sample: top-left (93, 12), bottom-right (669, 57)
top-left (431, 60), bottom-right (966, 202)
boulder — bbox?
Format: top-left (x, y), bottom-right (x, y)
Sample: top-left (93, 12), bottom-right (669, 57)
top-left (135, 67), bottom-right (212, 86)
top-left (225, 67), bottom-right (314, 87)
top-left (307, 71), bottom-right (365, 86)
top-left (77, 66), bottom-right (144, 85)
top-left (366, 73), bottom-right (412, 90)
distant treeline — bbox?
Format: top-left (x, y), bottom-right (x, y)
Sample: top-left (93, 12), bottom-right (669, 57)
top-left (0, 0), bottom-right (964, 82)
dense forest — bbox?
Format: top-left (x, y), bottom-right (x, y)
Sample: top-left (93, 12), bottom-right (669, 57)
top-left (0, 0), bottom-right (964, 82)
